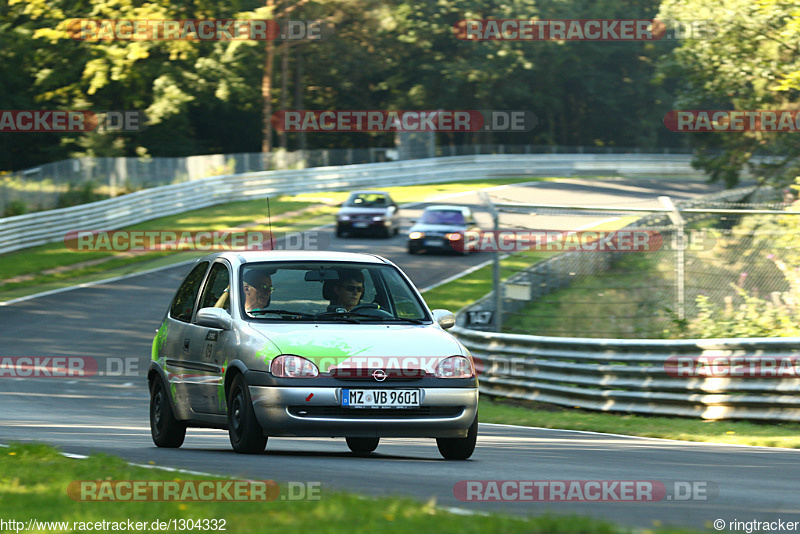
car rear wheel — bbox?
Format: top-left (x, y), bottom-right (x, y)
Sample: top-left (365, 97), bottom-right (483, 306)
top-left (150, 377), bottom-right (186, 448)
top-left (228, 374), bottom-right (267, 454)
top-left (436, 413), bottom-right (477, 460)
top-left (346, 437), bottom-right (380, 454)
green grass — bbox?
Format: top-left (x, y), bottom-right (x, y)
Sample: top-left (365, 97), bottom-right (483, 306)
top-left (0, 442), bottom-right (706, 533)
top-left (501, 252), bottom-right (680, 338)
top-left (479, 397), bottom-right (800, 448)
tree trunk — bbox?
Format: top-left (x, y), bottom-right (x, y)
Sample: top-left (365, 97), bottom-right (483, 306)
top-left (279, 36), bottom-right (289, 150)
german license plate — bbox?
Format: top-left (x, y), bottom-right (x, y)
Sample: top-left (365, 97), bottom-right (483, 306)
top-left (342, 389), bottom-right (420, 408)
top-left (424, 238), bottom-right (441, 246)
top-left (353, 222), bottom-right (369, 228)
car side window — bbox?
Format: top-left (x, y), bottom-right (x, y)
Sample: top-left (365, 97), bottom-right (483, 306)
top-left (169, 261), bottom-right (209, 322)
top-left (382, 270), bottom-right (427, 319)
top-left (199, 262), bottom-right (231, 312)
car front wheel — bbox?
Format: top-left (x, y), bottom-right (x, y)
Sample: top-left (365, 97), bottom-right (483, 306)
top-left (228, 374), bottom-right (267, 454)
top-left (436, 413), bottom-right (477, 460)
top-left (346, 437), bottom-right (380, 455)
top-left (150, 377), bottom-right (186, 448)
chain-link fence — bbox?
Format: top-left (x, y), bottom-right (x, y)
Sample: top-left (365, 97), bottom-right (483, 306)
top-left (476, 186), bottom-right (800, 339)
top-left (0, 144), bottom-right (696, 216)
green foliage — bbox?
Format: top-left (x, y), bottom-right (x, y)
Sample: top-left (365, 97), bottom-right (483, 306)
top-left (2, 200), bottom-right (28, 217)
top-left (688, 283), bottom-right (800, 338)
top-left (656, 0), bottom-right (800, 187)
top-left (684, 187), bottom-right (800, 338)
top-left (2, 0), bottom-right (676, 170)
top-left (56, 181), bottom-right (104, 208)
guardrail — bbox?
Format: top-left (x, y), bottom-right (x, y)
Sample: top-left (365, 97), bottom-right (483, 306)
top-left (453, 325), bottom-right (800, 422)
top-left (0, 153), bottom-right (705, 255)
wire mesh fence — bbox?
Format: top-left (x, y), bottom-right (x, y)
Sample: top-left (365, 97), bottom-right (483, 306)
top-left (488, 186), bottom-right (800, 339)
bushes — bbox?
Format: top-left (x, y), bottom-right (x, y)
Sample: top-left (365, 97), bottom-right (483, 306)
top-left (2, 200), bottom-right (28, 217)
top-left (56, 181), bottom-right (103, 208)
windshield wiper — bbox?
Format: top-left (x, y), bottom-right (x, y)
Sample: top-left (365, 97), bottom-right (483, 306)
top-left (317, 315), bottom-right (361, 323)
top-left (372, 317), bottom-right (427, 324)
top-left (249, 309), bottom-right (315, 319)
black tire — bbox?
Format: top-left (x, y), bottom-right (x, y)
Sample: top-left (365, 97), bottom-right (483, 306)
top-left (150, 377), bottom-right (186, 448)
top-left (336, 225), bottom-right (345, 238)
top-left (408, 244), bottom-right (421, 254)
top-left (346, 437), bottom-right (380, 454)
top-left (436, 413), bottom-right (477, 460)
top-left (228, 374), bottom-right (267, 454)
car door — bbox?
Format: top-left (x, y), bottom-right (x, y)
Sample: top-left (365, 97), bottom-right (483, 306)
top-left (163, 260), bottom-right (210, 418)
top-left (184, 260), bottom-right (232, 415)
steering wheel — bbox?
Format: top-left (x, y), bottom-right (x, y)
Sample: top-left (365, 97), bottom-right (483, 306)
top-left (349, 303), bottom-right (393, 317)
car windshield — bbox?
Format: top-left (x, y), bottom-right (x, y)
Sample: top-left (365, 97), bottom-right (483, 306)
top-left (344, 193), bottom-right (389, 208)
top-left (240, 261), bottom-right (429, 322)
top-left (420, 209), bottom-right (465, 225)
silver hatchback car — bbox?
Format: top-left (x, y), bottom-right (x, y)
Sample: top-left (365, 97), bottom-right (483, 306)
top-left (149, 251), bottom-right (479, 459)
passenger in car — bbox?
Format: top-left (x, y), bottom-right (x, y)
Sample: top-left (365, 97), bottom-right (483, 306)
top-left (324, 269), bottom-right (364, 312)
top-left (243, 270), bottom-right (275, 313)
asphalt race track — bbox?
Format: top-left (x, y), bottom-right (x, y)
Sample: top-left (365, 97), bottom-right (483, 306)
top-left (4, 177), bottom-right (799, 530)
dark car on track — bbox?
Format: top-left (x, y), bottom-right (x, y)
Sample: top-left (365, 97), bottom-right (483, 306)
top-left (336, 190), bottom-right (400, 238)
top-left (407, 205), bottom-right (481, 254)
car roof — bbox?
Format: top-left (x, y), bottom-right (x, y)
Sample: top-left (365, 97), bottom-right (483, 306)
top-left (204, 250), bottom-right (390, 266)
top-left (347, 190), bottom-right (391, 196)
top-left (422, 204), bottom-right (472, 213)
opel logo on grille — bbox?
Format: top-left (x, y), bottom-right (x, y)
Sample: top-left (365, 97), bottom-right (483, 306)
top-left (372, 369), bottom-right (387, 382)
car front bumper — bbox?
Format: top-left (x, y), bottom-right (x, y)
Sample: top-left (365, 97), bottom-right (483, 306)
top-left (408, 236), bottom-right (463, 252)
top-left (249, 385), bottom-right (478, 438)
top-left (338, 220), bottom-right (391, 232)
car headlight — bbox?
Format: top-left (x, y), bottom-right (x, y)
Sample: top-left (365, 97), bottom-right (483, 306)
top-left (338, 215), bottom-right (351, 221)
top-left (435, 356), bottom-right (474, 378)
top-left (372, 216), bottom-right (385, 221)
top-left (447, 233), bottom-right (463, 241)
top-left (270, 355), bottom-right (319, 378)
top-left (409, 231), bottom-right (424, 240)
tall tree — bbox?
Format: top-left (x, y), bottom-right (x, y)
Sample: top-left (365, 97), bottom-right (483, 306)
top-left (656, 0), bottom-right (800, 187)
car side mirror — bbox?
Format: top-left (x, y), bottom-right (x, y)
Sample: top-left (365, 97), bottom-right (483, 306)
top-left (197, 307), bottom-right (233, 330)
top-left (432, 309), bottom-right (456, 330)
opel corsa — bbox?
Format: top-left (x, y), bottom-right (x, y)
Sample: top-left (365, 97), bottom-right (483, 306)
top-left (149, 251), bottom-right (479, 459)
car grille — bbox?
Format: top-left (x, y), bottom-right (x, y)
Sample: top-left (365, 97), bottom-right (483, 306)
top-left (327, 368), bottom-right (428, 381)
top-left (351, 213), bottom-right (382, 221)
top-left (288, 406), bottom-right (464, 419)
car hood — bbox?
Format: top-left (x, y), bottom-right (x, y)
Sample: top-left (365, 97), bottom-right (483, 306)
top-left (409, 223), bottom-right (466, 233)
top-left (249, 322), bottom-right (466, 373)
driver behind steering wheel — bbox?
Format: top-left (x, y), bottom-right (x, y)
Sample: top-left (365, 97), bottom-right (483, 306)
top-left (324, 268), bottom-right (364, 312)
